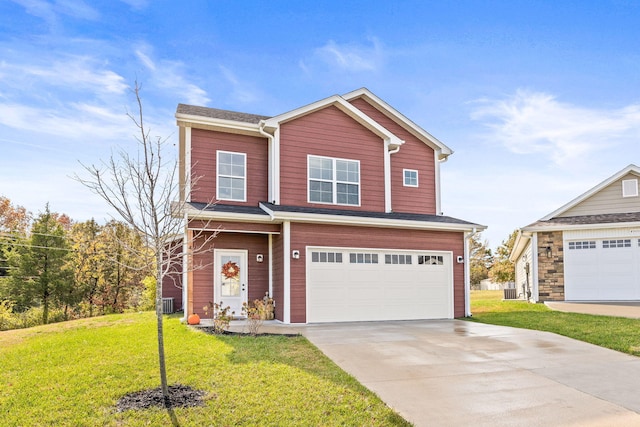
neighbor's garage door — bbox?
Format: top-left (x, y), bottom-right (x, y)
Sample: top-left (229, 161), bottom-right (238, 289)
top-left (307, 247), bottom-right (453, 323)
top-left (564, 238), bottom-right (640, 300)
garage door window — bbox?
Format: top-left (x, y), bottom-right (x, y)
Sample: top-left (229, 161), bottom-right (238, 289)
top-left (418, 255), bottom-right (444, 265)
top-left (603, 239), bottom-right (631, 248)
top-left (568, 241), bottom-right (596, 250)
top-left (385, 254), bottom-right (412, 264)
top-left (311, 251), bottom-right (343, 263)
top-left (350, 253), bottom-right (379, 264)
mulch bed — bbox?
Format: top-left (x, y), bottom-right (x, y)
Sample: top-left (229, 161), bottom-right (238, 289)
top-left (197, 326), bottom-right (299, 337)
top-left (117, 384), bottom-right (206, 411)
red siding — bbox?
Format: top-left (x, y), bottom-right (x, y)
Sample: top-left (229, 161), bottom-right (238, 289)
top-left (190, 232), bottom-right (270, 318)
top-left (349, 98), bottom-right (437, 214)
top-left (161, 241), bottom-right (183, 312)
top-left (279, 106), bottom-right (386, 212)
top-left (190, 128), bottom-right (268, 206)
top-left (289, 223), bottom-right (466, 323)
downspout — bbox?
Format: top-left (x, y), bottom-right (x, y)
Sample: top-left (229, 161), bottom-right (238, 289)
top-left (384, 140), bottom-right (401, 213)
top-left (464, 227), bottom-right (478, 317)
top-left (531, 232), bottom-right (539, 302)
top-left (258, 121), bottom-right (277, 204)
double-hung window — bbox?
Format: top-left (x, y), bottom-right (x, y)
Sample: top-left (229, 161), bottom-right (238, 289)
top-left (308, 155), bottom-right (360, 206)
top-left (217, 151), bottom-right (246, 201)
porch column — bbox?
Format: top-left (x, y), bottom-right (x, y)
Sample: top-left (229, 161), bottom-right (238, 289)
top-left (283, 220), bottom-right (291, 324)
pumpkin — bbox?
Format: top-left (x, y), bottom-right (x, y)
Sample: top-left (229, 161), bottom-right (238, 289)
top-left (187, 313), bottom-right (200, 325)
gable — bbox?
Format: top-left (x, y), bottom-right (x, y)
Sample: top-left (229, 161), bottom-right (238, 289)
top-left (559, 171), bottom-right (640, 217)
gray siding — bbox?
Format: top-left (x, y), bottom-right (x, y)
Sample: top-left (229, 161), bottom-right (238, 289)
top-left (561, 172), bottom-right (640, 217)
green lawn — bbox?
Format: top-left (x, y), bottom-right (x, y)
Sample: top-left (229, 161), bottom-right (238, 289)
top-left (0, 312), bottom-right (410, 427)
top-left (468, 290), bottom-right (640, 357)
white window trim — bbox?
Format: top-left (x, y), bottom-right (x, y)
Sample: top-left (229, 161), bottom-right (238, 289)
top-left (307, 155), bottom-right (361, 206)
top-left (217, 150), bottom-right (247, 202)
top-left (622, 179), bottom-right (638, 198)
top-left (403, 169), bottom-right (419, 187)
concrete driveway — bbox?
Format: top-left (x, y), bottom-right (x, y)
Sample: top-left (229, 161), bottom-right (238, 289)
top-left (298, 320), bottom-right (640, 427)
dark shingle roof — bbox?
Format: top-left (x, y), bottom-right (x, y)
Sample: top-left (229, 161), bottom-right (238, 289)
top-left (177, 104), bottom-right (269, 124)
top-left (187, 202), bottom-right (268, 216)
top-left (260, 203), bottom-right (482, 226)
top-left (527, 212), bottom-right (640, 228)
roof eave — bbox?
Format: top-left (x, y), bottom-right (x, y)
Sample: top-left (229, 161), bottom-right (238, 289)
top-left (259, 203), bottom-right (484, 232)
top-left (341, 88), bottom-right (454, 157)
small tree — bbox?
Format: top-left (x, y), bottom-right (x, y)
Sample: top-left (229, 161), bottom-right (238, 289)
top-left (469, 233), bottom-right (493, 287)
top-left (489, 230), bottom-right (517, 284)
top-left (76, 82), bottom-right (214, 408)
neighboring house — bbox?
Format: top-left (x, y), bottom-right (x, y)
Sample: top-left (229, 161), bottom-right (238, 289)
top-left (510, 164), bottom-right (640, 302)
top-left (169, 88), bottom-right (485, 324)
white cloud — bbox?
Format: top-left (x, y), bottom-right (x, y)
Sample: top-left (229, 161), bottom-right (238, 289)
top-left (304, 37), bottom-right (385, 73)
top-left (0, 102), bottom-right (131, 141)
top-left (11, 0), bottom-right (99, 27)
top-left (2, 56), bottom-right (128, 95)
top-left (135, 47), bottom-right (210, 105)
top-left (471, 90), bottom-right (640, 166)
top-left (218, 66), bottom-right (260, 105)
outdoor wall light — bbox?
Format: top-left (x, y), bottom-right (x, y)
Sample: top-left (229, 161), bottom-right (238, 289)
top-left (256, 254), bottom-right (264, 263)
top-left (545, 246), bottom-right (552, 258)
top-left (292, 250), bottom-right (300, 259)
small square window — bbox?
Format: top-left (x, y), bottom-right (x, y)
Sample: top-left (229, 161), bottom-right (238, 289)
top-left (403, 169), bottom-right (419, 187)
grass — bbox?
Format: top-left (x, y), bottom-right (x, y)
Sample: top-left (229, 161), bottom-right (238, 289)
top-left (0, 312), bottom-right (410, 427)
top-left (468, 290), bottom-right (640, 357)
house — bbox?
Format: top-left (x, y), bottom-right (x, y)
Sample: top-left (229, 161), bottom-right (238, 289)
top-left (170, 88), bottom-right (485, 323)
top-left (510, 164), bottom-right (640, 302)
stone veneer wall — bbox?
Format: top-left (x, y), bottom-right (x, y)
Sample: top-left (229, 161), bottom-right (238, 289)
top-left (537, 231), bottom-right (565, 301)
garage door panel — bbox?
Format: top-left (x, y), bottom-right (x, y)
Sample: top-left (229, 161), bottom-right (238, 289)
top-left (565, 239), bottom-right (640, 300)
top-left (307, 248), bottom-right (453, 322)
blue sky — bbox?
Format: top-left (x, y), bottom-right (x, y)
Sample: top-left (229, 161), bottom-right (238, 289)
top-left (2, 0), bottom-right (640, 249)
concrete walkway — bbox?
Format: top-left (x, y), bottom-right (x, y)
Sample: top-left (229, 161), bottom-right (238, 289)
top-left (228, 319), bottom-right (640, 427)
top-left (546, 301), bottom-right (640, 318)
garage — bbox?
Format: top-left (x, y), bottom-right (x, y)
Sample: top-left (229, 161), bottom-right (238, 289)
top-left (564, 238), bottom-right (640, 300)
top-left (306, 247), bottom-right (453, 322)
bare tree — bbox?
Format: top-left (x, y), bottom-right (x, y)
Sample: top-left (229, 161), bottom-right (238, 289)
top-left (76, 82), bottom-right (215, 408)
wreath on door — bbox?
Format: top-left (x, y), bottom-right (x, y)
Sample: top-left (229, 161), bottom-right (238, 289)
top-left (221, 261), bottom-right (240, 279)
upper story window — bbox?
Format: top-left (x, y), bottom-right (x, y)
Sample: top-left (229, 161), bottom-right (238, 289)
top-left (217, 151), bottom-right (246, 201)
top-left (403, 169), bottom-right (419, 187)
top-left (308, 155), bottom-right (360, 206)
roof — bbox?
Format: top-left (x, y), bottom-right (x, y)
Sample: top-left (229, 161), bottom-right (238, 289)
top-left (176, 104), bottom-right (269, 124)
top-left (184, 202), bottom-right (485, 232)
top-left (260, 202), bottom-right (481, 226)
top-left (526, 212), bottom-right (640, 228)
top-left (342, 88), bottom-right (453, 159)
top-left (175, 88), bottom-right (451, 156)
top-left (541, 164), bottom-right (640, 220)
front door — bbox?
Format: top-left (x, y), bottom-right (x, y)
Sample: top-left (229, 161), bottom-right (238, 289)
top-left (214, 250), bottom-right (248, 317)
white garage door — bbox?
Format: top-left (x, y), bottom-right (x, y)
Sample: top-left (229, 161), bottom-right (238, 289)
top-left (306, 247), bottom-right (453, 323)
top-left (564, 238), bottom-right (640, 300)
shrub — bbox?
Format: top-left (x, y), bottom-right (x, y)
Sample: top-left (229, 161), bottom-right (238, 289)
top-left (242, 295), bottom-right (275, 336)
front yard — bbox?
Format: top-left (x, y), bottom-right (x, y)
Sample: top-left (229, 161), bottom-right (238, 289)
top-left (0, 312), bottom-right (409, 426)
top-left (468, 290), bottom-right (640, 357)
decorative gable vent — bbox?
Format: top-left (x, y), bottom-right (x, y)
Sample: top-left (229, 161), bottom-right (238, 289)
top-left (622, 179), bottom-right (638, 198)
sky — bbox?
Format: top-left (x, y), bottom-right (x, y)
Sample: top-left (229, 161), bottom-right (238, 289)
top-left (2, 0), bottom-right (640, 250)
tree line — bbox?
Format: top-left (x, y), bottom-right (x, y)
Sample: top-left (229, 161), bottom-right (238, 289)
top-left (0, 196), bottom-right (154, 330)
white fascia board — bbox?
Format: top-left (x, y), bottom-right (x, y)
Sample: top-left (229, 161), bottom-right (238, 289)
top-left (175, 113), bottom-right (261, 135)
top-left (541, 164), bottom-right (640, 220)
top-left (523, 221), bottom-right (640, 233)
top-left (509, 230), bottom-right (531, 262)
top-left (259, 203), bottom-right (484, 232)
top-left (341, 88), bottom-right (454, 159)
top-left (263, 94), bottom-right (404, 148)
